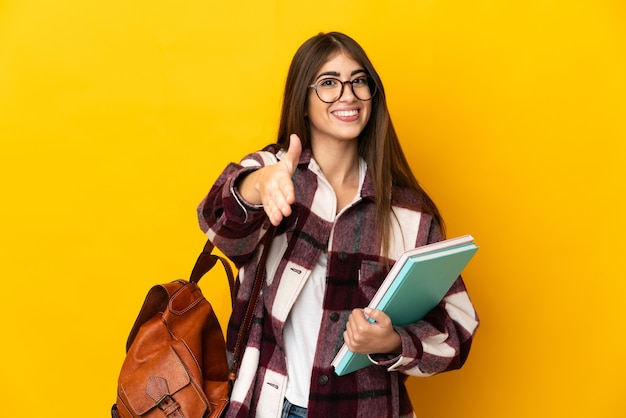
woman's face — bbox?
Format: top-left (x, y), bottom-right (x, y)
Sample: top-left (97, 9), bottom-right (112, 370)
top-left (306, 52), bottom-right (372, 145)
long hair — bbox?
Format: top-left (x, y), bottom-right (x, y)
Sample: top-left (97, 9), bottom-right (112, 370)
top-left (276, 32), bottom-right (445, 260)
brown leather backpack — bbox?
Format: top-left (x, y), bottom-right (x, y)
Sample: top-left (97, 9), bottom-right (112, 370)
top-left (112, 230), bottom-right (274, 418)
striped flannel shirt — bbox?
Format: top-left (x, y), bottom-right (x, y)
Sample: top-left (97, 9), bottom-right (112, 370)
top-left (197, 145), bottom-right (479, 418)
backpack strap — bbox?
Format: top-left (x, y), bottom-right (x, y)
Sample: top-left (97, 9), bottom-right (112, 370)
top-left (229, 226), bottom-right (276, 385)
top-left (189, 225), bottom-right (276, 386)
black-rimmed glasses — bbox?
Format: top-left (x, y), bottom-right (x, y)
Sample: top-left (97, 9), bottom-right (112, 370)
top-left (309, 76), bottom-right (377, 103)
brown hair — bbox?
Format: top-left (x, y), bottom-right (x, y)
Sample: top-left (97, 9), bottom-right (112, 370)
top-left (276, 32), bottom-right (445, 260)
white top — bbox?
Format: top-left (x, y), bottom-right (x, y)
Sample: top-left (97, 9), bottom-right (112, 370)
top-left (283, 251), bottom-right (328, 407)
top-left (283, 158), bottom-right (366, 407)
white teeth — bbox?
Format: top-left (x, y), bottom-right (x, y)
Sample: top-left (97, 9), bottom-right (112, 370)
top-left (333, 110), bottom-right (358, 117)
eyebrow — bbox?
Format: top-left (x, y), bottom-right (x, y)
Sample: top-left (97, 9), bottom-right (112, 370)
top-left (315, 69), bottom-right (367, 80)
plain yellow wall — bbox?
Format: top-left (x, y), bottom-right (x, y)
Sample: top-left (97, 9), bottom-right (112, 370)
top-left (1, 1), bottom-right (625, 416)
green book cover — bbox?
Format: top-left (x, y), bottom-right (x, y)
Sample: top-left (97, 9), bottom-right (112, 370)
top-left (331, 235), bottom-right (479, 376)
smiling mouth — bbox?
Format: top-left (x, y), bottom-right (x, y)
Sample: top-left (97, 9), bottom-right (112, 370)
top-left (332, 110), bottom-right (359, 117)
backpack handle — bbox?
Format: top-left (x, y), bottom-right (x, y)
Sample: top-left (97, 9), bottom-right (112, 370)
top-left (189, 240), bottom-right (237, 305)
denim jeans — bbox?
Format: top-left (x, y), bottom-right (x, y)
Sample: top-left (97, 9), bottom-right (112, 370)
top-left (281, 398), bottom-right (307, 418)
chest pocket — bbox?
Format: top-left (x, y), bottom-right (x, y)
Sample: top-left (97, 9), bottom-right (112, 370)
top-left (358, 260), bottom-right (387, 305)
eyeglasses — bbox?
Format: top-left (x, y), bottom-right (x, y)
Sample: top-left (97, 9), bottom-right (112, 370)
top-left (309, 75), bottom-right (377, 103)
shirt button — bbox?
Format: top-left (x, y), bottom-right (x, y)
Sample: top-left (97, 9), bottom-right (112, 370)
top-left (338, 252), bottom-right (348, 261)
top-left (330, 312), bottom-right (340, 322)
top-left (319, 375), bottom-right (329, 385)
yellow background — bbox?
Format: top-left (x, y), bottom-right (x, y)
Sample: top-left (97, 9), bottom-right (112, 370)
top-left (1, 1), bottom-right (625, 416)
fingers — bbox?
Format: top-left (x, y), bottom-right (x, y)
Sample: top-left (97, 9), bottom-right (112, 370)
top-left (362, 308), bottom-right (392, 326)
top-left (343, 309), bottom-right (371, 352)
top-left (282, 134), bottom-right (302, 175)
top-left (256, 134), bottom-right (302, 225)
top-left (343, 308), bottom-right (398, 354)
top-left (263, 181), bottom-right (294, 225)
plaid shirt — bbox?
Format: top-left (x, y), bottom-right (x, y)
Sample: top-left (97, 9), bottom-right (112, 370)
top-left (197, 145), bottom-right (479, 418)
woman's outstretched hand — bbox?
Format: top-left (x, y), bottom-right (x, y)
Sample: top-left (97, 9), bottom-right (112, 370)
top-left (238, 134), bottom-right (302, 226)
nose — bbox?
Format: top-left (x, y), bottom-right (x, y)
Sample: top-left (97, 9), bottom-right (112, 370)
top-left (338, 80), bottom-right (357, 101)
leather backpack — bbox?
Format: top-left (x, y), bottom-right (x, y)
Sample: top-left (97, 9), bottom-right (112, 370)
top-left (112, 229), bottom-right (274, 418)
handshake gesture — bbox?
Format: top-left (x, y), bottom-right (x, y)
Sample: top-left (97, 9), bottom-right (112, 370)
top-left (238, 134), bottom-right (303, 226)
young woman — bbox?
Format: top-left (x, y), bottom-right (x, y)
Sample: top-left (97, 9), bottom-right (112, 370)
top-left (198, 32), bottom-right (479, 418)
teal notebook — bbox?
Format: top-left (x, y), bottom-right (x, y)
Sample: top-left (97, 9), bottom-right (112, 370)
top-left (331, 235), bottom-right (479, 376)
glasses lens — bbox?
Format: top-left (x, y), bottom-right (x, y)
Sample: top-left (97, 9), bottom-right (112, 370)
top-left (351, 76), bottom-right (375, 101)
top-left (315, 78), bottom-right (342, 103)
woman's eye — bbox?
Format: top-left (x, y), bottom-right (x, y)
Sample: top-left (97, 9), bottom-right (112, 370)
top-left (352, 76), bottom-right (368, 85)
top-left (319, 78), bottom-right (338, 88)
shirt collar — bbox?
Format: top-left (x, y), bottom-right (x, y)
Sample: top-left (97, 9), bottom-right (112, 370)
top-left (278, 146), bottom-right (376, 202)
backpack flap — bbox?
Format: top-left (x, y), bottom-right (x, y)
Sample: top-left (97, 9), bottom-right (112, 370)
top-left (119, 345), bottom-right (205, 416)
